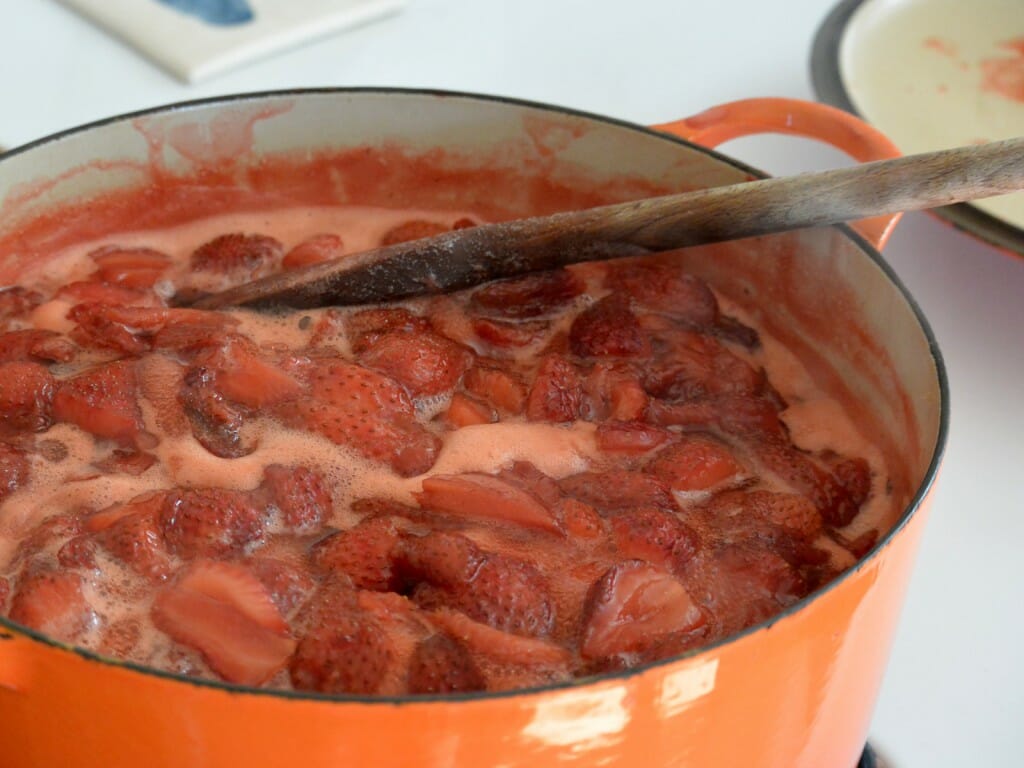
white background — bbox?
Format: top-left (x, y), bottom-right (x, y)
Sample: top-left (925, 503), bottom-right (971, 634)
top-left (1, 0), bottom-right (1022, 765)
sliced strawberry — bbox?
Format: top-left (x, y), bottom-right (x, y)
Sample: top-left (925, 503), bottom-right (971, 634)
top-left (249, 556), bottom-right (316, 618)
top-left (89, 246), bottom-right (171, 288)
top-left (463, 365), bottom-right (526, 414)
top-left (396, 532), bottom-right (554, 637)
top-left (289, 599), bottom-right (395, 695)
top-left (153, 560), bottom-right (294, 686)
top-left (0, 361), bottom-right (55, 432)
top-left (52, 360), bottom-right (143, 444)
top-left (580, 561), bottom-right (705, 661)
top-left (9, 571), bottom-right (92, 643)
top-left (754, 440), bottom-right (864, 527)
top-left (312, 516), bottom-right (402, 591)
top-left (179, 365), bottom-right (251, 459)
top-left (416, 474), bottom-right (561, 534)
top-left (0, 329), bottom-right (75, 363)
top-left (287, 399), bottom-right (439, 477)
top-left (605, 258), bottom-right (719, 326)
top-left (56, 535), bottom-right (97, 570)
top-left (495, 461), bottom-right (563, 508)
top-left (149, 309), bottom-right (238, 352)
top-left (408, 632), bottom-right (485, 694)
top-left (596, 421), bottom-right (672, 455)
top-left (379, 219), bottom-right (449, 246)
top-left (0, 442), bottom-right (30, 504)
top-left (646, 436), bottom-right (743, 492)
top-left (95, 510), bottom-right (173, 582)
top-left (200, 337), bottom-right (302, 410)
top-left (306, 359), bottom-right (414, 417)
top-left (570, 294), bottom-right (649, 357)
top-left (260, 464), bottom-right (332, 532)
top-left (93, 449), bottom-right (157, 476)
top-left (560, 469), bottom-right (675, 512)
top-left (85, 492), bottom-right (167, 532)
top-left (470, 270), bottom-right (583, 320)
top-left (431, 609), bottom-right (572, 669)
top-left (56, 281), bottom-right (160, 308)
top-left (472, 317), bottom-right (548, 348)
top-left (359, 330), bottom-right (473, 398)
top-left (526, 354), bottom-right (583, 422)
top-left (190, 233), bottom-right (283, 274)
top-left (610, 508), bottom-right (700, 571)
top-left (159, 488), bottom-right (266, 559)
top-left (555, 498), bottom-right (605, 540)
top-left (584, 363), bottom-right (648, 421)
top-left (828, 456), bottom-right (872, 514)
top-left (444, 392), bottom-right (496, 427)
top-left (282, 234), bottom-right (345, 269)
top-left (0, 286), bottom-right (43, 327)
top-left (342, 307), bottom-right (431, 353)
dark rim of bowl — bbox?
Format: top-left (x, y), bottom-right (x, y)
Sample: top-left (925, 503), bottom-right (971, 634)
top-left (0, 86), bottom-right (950, 706)
top-left (810, 0), bottom-right (1024, 257)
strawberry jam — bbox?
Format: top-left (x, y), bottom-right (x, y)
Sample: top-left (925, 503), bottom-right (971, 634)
top-left (0, 205), bottom-right (890, 694)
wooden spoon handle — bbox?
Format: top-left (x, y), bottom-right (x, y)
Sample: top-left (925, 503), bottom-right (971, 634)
top-left (192, 136), bottom-right (1024, 310)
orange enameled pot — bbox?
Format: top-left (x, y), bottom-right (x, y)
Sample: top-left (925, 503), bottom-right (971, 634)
top-left (0, 90), bottom-right (947, 768)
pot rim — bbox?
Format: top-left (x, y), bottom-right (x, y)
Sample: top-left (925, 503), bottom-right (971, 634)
top-left (0, 86), bottom-right (950, 705)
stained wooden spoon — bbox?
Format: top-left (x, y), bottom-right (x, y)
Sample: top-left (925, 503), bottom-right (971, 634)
top-left (189, 137), bottom-right (1024, 310)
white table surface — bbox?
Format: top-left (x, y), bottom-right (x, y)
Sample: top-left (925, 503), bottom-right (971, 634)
top-left (1, 1), bottom-right (1022, 765)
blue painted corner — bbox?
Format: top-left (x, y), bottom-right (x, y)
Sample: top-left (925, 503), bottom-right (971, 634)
top-left (155, 0), bottom-right (255, 26)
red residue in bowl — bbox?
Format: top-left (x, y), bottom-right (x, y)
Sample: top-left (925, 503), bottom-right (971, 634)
top-left (980, 38), bottom-right (1024, 103)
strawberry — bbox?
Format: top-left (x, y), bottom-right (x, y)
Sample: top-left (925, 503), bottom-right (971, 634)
top-left (190, 233), bottom-right (283, 274)
top-left (379, 219), bottom-right (449, 246)
top-left (95, 510), bottom-right (173, 582)
top-left (452, 217), bottom-right (477, 230)
top-left (827, 456), bottom-right (872, 513)
top-left (152, 560), bottom-right (295, 686)
top-left (396, 532), bottom-right (554, 637)
top-left (89, 246), bottom-right (171, 288)
top-left (312, 517), bottom-right (402, 591)
top-left (645, 436), bottom-right (743, 492)
top-left (431, 609), bottom-right (572, 669)
top-left (407, 632), bottom-right (485, 694)
top-left (0, 361), bottom-right (55, 432)
top-left (555, 498), bottom-right (605, 540)
top-left (643, 331), bottom-right (761, 401)
top-left (249, 556), bottom-right (316, 618)
top-left (282, 234), bottom-right (345, 270)
top-left (605, 258), bottom-right (719, 326)
top-left (287, 399), bottom-right (440, 477)
top-left (472, 317), bottom-right (547, 348)
top-left (596, 421), bottom-right (672, 455)
top-left (307, 359), bottom-right (413, 417)
top-left (8, 571), bottom-right (93, 643)
top-left (444, 392), bottom-right (496, 427)
top-left (560, 469), bottom-right (675, 512)
top-left (463, 365), bottom-right (526, 414)
top-left (470, 270), bottom-right (583, 320)
top-left (159, 488), bottom-right (266, 559)
top-left (56, 535), bottom-right (97, 570)
top-left (610, 508), bottom-right (700, 571)
top-left (85, 492), bottom-right (167, 533)
top-left (92, 449), bottom-right (157, 476)
top-left (198, 336), bottom-right (303, 410)
top-left (415, 474), bottom-right (561, 534)
top-left (495, 461), bottom-right (563, 508)
top-left (56, 281), bottom-right (160, 308)
top-left (0, 286), bottom-right (43, 327)
top-left (754, 440), bottom-right (864, 527)
top-left (52, 360), bottom-right (144, 444)
top-left (359, 330), bottom-right (473, 398)
top-left (584, 363), bottom-right (648, 421)
top-left (570, 294), bottom-right (649, 358)
top-left (149, 310), bottom-right (238, 352)
top-left (67, 302), bottom-right (152, 354)
top-left (580, 561), bottom-right (705, 661)
top-left (260, 464), bottom-right (332, 532)
top-left (179, 365), bottom-right (251, 459)
top-left (0, 329), bottom-right (75, 364)
top-left (289, 602), bottom-right (395, 694)
top-left (525, 354), bottom-right (583, 422)
top-left (342, 307), bottom-right (431, 353)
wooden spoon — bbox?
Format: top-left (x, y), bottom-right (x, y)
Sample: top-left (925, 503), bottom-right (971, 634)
top-left (189, 137), bottom-right (1024, 310)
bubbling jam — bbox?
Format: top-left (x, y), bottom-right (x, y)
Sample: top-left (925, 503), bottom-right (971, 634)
top-left (0, 204), bottom-right (890, 694)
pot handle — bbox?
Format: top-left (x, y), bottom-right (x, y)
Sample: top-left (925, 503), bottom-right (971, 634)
top-left (651, 97), bottom-right (903, 251)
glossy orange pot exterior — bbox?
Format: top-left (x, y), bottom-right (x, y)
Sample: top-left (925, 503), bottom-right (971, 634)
top-left (0, 90), bottom-right (947, 768)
